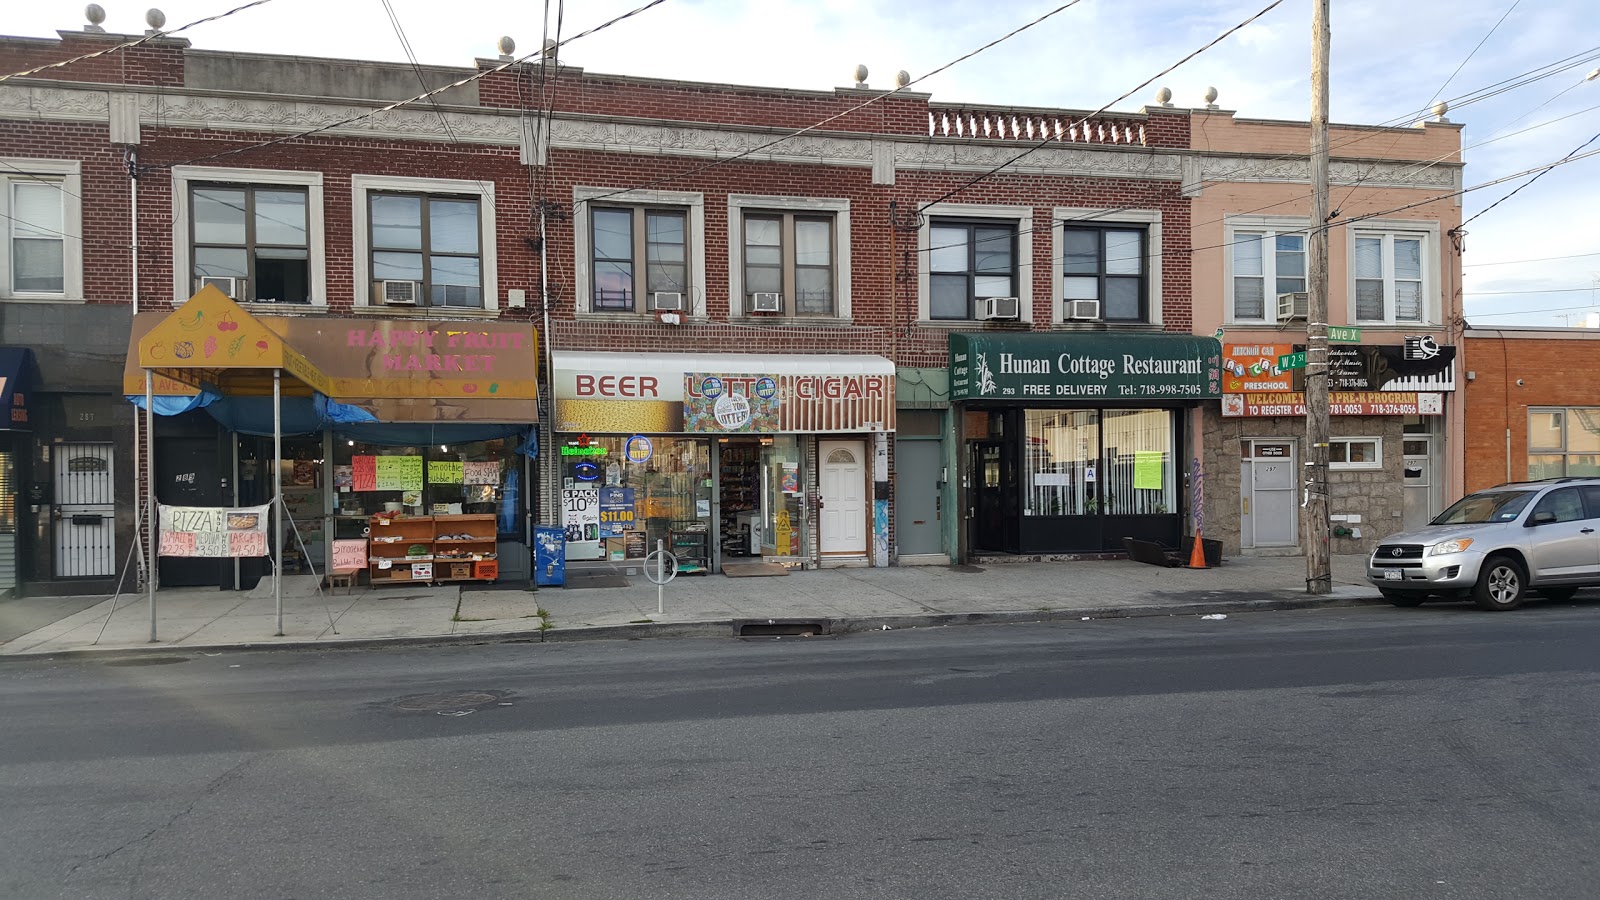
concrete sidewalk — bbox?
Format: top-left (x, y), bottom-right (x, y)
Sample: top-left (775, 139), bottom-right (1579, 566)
top-left (0, 554), bottom-right (1381, 657)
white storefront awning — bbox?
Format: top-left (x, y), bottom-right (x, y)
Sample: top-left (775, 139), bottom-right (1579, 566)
top-left (550, 351), bottom-right (896, 434)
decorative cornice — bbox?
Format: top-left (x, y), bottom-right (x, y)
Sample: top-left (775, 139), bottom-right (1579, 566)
top-left (1199, 155), bottom-right (1458, 189)
top-left (0, 83), bottom-right (1459, 189)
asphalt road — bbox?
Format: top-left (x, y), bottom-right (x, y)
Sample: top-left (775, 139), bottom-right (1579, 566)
top-left (4, 602), bottom-right (1599, 900)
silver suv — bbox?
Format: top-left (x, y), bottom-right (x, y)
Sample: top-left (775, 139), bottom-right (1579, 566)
top-left (1368, 478), bottom-right (1600, 611)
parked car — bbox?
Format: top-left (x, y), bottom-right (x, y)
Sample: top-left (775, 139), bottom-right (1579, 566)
top-left (1367, 478), bottom-right (1600, 610)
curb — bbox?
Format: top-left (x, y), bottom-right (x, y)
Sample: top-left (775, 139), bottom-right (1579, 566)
top-left (0, 591), bottom-right (1384, 662)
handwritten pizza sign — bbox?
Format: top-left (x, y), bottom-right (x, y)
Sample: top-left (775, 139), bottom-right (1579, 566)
top-left (158, 503), bottom-right (271, 557)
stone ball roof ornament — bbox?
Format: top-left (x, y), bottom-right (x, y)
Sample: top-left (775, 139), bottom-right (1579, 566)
top-left (895, 70), bottom-right (911, 89)
top-left (85, 4), bottom-right (107, 31)
top-left (497, 35), bottom-right (516, 59)
top-left (1204, 86), bottom-right (1219, 109)
top-left (1156, 86), bottom-right (1173, 107)
top-left (853, 64), bottom-right (868, 86)
top-left (145, 8), bottom-right (167, 32)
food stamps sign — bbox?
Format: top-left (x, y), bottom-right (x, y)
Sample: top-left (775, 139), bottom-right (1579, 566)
top-left (949, 333), bottom-right (1223, 401)
top-left (159, 504), bottom-right (271, 557)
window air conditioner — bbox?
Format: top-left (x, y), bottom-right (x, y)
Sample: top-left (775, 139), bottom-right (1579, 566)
top-left (649, 291), bottom-right (685, 312)
top-left (439, 284), bottom-right (475, 306)
top-left (382, 280), bottom-right (421, 306)
top-left (197, 276), bottom-right (238, 298)
top-left (1277, 291), bottom-right (1309, 321)
top-left (749, 292), bottom-right (783, 313)
top-left (977, 296), bottom-right (1020, 320)
top-left (1067, 299), bottom-right (1101, 321)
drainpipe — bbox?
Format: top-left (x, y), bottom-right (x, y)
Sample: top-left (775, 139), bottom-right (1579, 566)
top-left (540, 204), bottom-right (554, 529)
top-left (127, 146), bottom-right (145, 584)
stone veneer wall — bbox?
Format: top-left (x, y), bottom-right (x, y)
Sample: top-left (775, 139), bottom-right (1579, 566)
top-left (1201, 409), bottom-right (1407, 556)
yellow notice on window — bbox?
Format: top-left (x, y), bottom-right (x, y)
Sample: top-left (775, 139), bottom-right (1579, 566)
top-left (375, 456), bottom-right (424, 491)
top-left (429, 460), bottom-right (464, 484)
top-left (1134, 451), bottom-right (1163, 490)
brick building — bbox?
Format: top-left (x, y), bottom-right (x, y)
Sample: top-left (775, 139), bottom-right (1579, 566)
top-left (0, 13), bottom-right (1461, 595)
top-left (1461, 326), bottom-right (1600, 492)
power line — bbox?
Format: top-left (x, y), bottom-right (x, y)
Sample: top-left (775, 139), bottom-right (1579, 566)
top-left (1465, 251), bottom-right (1600, 267)
top-left (572, 0), bottom-right (1090, 210)
top-left (1464, 286), bottom-right (1600, 296)
top-left (0, 0), bottom-right (277, 83)
top-left (915, 0), bottom-right (1288, 213)
top-left (1427, 0), bottom-right (1523, 112)
top-left (143, 0), bottom-right (669, 174)
top-left (1458, 129), bottom-right (1600, 230)
top-left (1467, 302), bottom-right (1598, 318)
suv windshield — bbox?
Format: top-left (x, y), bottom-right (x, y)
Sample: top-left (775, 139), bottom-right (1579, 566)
top-left (1431, 490), bottom-right (1536, 525)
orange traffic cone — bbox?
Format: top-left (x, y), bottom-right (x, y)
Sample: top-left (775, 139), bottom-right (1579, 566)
top-left (1188, 531), bottom-right (1208, 569)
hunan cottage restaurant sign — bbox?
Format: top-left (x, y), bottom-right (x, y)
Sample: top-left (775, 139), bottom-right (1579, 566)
top-left (948, 333), bottom-right (1223, 401)
top-left (551, 352), bottom-right (896, 434)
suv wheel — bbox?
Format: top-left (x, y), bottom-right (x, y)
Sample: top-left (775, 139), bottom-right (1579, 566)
top-left (1379, 589), bottom-right (1426, 607)
top-left (1473, 555), bottom-right (1526, 611)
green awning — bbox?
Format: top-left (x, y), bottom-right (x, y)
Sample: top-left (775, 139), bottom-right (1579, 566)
top-left (949, 332), bottom-right (1222, 401)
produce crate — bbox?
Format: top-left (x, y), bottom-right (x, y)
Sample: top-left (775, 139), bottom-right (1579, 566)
top-left (448, 561), bottom-right (473, 580)
top-left (474, 559), bottom-right (499, 580)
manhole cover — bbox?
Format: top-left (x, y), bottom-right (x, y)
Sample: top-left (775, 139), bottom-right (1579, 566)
top-left (102, 656), bottom-right (190, 667)
top-left (387, 689), bottom-right (513, 712)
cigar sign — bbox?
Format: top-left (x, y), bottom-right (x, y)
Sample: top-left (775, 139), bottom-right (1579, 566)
top-left (551, 351), bottom-right (895, 434)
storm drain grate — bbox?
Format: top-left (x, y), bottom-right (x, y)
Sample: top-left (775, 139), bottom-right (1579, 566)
top-left (737, 620), bottom-right (831, 638)
top-left (388, 689), bottom-right (514, 712)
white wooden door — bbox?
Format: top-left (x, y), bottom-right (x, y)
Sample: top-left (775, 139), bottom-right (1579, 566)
top-left (819, 440), bottom-right (866, 555)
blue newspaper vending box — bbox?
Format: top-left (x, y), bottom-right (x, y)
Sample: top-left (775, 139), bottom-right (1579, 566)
top-left (534, 525), bottom-right (566, 587)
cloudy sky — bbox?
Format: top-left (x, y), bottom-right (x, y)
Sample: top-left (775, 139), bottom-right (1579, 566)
top-left (12, 0), bottom-right (1599, 326)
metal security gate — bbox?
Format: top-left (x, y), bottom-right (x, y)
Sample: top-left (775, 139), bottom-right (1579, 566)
top-left (54, 443), bottom-right (115, 577)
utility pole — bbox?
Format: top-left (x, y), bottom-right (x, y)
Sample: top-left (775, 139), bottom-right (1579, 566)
top-left (1305, 0), bottom-right (1332, 594)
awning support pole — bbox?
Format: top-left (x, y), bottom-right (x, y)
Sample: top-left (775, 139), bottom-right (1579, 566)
top-left (144, 369), bottom-right (157, 642)
top-left (274, 367), bottom-right (284, 636)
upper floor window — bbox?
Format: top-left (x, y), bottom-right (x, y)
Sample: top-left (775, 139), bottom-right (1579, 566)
top-left (591, 206), bottom-right (688, 313)
top-left (191, 185), bottom-right (309, 303)
top-left (1230, 231), bottom-right (1305, 322)
top-left (741, 212), bottom-right (834, 316)
top-left (1061, 225), bottom-right (1148, 322)
top-left (929, 220), bottom-right (1016, 320)
top-left (1, 160), bottom-right (81, 301)
top-left (351, 174), bottom-right (496, 312)
top-left (370, 193), bottom-right (482, 308)
top-left (1354, 230), bottom-right (1425, 324)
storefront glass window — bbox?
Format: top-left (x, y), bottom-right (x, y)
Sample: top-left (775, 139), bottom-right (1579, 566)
top-left (561, 435), bottom-right (712, 562)
top-left (1102, 409), bottom-right (1174, 515)
top-left (329, 438), bottom-right (520, 539)
top-left (1526, 407), bottom-right (1600, 479)
top-left (1024, 410), bottom-right (1099, 516)
top-left (760, 436), bottom-right (803, 556)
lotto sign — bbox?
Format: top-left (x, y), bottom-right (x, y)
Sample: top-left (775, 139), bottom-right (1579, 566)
top-left (158, 503), bottom-right (271, 557)
top-left (682, 373), bottom-right (779, 433)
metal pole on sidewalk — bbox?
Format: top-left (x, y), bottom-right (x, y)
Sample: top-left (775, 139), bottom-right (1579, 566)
top-left (274, 368), bottom-right (284, 635)
top-left (145, 369), bottom-right (157, 642)
top-left (656, 539), bottom-right (665, 617)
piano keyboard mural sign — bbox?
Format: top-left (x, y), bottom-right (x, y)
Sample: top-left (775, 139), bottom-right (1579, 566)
top-left (158, 503), bottom-right (272, 557)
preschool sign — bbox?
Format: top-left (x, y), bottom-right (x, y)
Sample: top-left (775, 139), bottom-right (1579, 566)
top-left (949, 333), bottom-right (1223, 401)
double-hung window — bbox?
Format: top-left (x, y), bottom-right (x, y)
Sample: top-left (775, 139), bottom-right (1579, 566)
top-left (1, 160), bottom-right (81, 300)
top-left (370, 193), bottom-right (483, 308)
top-left (741, 213), bottom-right (834, 315)
top-left (591, 206), bottom-right (688, 313)
top-left (1061, 225), bottom-right (1148, 322)
top-left (929, 220), bottom-right (1016, 320)
top-left (1230, 231), bottom-right (1306, 322)
top-left (1354, 230), bottom-right (1426, 324)
top-left (191, 185), bottom-right (310, 303)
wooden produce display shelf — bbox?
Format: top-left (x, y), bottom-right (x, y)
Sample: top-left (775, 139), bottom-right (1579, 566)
top-left (366, 513), bottom-right (500, 585)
